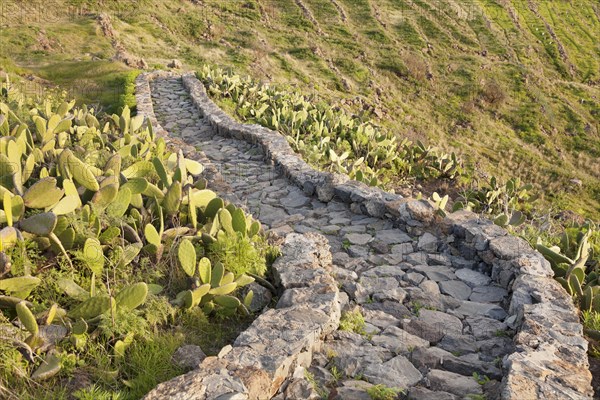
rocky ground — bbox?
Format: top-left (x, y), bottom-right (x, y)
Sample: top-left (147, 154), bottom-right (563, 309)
top-left (150, 76), bottom-right (516, 399)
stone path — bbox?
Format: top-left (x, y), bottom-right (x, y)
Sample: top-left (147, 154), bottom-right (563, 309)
top-left (150, 76), bottom-right (514, 399)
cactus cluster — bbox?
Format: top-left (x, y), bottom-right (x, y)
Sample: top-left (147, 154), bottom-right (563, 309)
top-left (175, 246), bottom-right (254, 315)
top-left (538, 227), bottom-right (594, 303)
top-left (197, 65), bottom-right (466, 188)
top-left (0, 80), bottom-right (272, 385)
top-left (451, 176), bottom-right (536, 228)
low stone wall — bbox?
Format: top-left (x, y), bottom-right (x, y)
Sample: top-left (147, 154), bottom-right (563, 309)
top-left (144, 233), bottom-right (340, 399)
top-left (180, 73), bottom-right (406, 222)
top-left (173, 72), bottom-right (594, 399)
top-left (442, 211), bottom-right (592, 399)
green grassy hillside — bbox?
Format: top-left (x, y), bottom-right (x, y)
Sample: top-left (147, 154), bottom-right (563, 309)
top-left (2, 0), bottom-right (599, 216)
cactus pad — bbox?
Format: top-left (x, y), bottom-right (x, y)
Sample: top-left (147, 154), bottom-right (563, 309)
top-left (123, 160), bottom-right (154, 179)
top-left (210, 262), bottom-right (224, 288)
top-left (0, 276), bottom-right (41, 294)
top-left (65, 150), bottom-right (100, 192)
top-left (57, 278), bottom-right (90, 301)
top-left (68, 295), bottom-right (114, 319)
top-left (16, 301), bottom-right (39, 335)
top-left (198, 257), bottom-right (211, 284)
top-left (31, 353), bottom-right (61, 381)
top-left (163, 181), bottom-right (182, 215)
top-left (204, 197), bottom-right (224, 220)
top-left (83, 238), bottom-right (104, 275)
top-left (218, 209), bottom-right (235, 236)
top-left (178, 239), bottom-right (196, 277)
top-left (106, 187), bottom-right (132, 218)
top-left (52, 195), bottom-right (81, 215)
top-left (214, 295), bottom-right (241, 309)
top-left (144, 224), bottom-right (161, 247)
top-left (91, 183), bottom-right (119, 207)
top-left (115, 282), bottom-right (148, 311)
top-left (231, 208), bottom-right (247, 236)
top-left (20, 212), bottom-right (57, 236)
top-left (209, 282), bottom-right (237, 296)
top-left (23, 177), bottom-right (64, 209)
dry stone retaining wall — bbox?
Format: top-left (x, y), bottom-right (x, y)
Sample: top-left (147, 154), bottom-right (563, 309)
top-left (136, 71), bottom-right (593, 399)
top-left (144, 233), bottom-right (340, 399)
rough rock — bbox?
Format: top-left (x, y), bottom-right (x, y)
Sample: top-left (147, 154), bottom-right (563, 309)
top-left (172, 345), bottom-right (207, 370)
top-left (243, 282), bottom-right (272, 312)
top-left (168, 59), bottom-right (183, 69)
top-left (427, 369), bottom-right (483, 397)
top-left (363, 355), bottom-right (422, 389)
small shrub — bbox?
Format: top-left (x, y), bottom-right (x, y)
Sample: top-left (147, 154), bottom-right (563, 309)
top-left (403, 52), bottom-right (428, 82)
top-left (481, 80), bottom-right (506, 106)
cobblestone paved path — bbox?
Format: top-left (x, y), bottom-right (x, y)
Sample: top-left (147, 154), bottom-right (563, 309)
top-left (150, 76), bottom-right (513, 399)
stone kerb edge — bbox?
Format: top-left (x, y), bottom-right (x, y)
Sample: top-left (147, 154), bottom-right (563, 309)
top-left (142, 232), bottom-right (340, 399)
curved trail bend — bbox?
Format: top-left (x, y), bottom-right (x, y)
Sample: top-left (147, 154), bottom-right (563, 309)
top-left (149, 74), bottom-right (516, 399)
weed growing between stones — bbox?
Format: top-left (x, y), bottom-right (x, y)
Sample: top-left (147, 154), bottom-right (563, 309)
top-left (338, 308), bottom-right (366, 335)
top-left (472, 372), bottom-right (491, 386)
top-left (366, 384), bottom-right (403, 400)
top-left (304, 370), bottom-right (329, 399)
top-left (0, 80), bottom-right (275, 398)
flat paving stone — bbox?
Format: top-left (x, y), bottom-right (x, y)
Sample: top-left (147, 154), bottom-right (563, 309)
top-left (427, 369), bottom-right (483, 397)
top-left (370, 326), bottom-right (429, 354)
top-left (453, 301), bottom-right (507, 321)
top-left (469, 285), bottom-right (508, 303)
top-left (345, 233), bottom-right (373, 245)
top-left (439, 280), bottom-right (472, 300)
top-left (363, 355), bottom-right (422, 390)
top-left (455, 268), bottom-right (492, 287)
top-left (412, 265), bottom-right (456, 282)
top-left (375, 229), bottom-right (412, 245)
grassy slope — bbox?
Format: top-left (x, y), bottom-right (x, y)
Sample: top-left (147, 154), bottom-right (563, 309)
top-left (1, 0), bottom-right (599, 217)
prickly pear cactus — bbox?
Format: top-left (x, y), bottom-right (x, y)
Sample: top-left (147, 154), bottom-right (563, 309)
top-left (178, 239), bottom-right (197, 277)
top-left (115, 282), bottom-right (148, 311)
top-left (0, 80), bottom-right (275, 393)
top-left (16, 301), bottom-right (39, 336)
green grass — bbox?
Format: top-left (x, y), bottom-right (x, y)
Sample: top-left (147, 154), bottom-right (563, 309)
top-left (0, 0), bottom-right (598, 219)
top-left (118, 334), bottom-right (185, 399)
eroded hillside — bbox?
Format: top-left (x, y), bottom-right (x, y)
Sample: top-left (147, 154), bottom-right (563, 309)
top-left (1, 0), bottom-right (599, 216)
